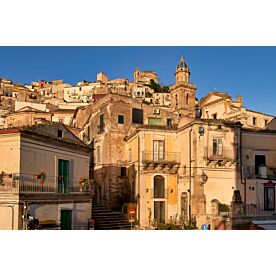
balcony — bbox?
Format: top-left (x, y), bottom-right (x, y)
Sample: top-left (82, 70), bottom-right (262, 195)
top-left (242, 165), bottom-right (276, 180)
top-left (142, 151), bottom-right (180, 172)
top-left (230, 204), bottom-right (276, 219)
top-left (142, 151), bottom-right (180, 164)
top-left (204, 147), bottom-right (237, 162)
top-left (97, 123), bottom-right (105, 134)
top-left (0, 174), bottom-right (91, 194)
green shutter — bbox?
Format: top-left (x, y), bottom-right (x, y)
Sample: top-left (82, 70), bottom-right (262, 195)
top-left (60, 210), bottom-right (72, 230)
top-left (58, 159), bottom-right (70, 193)
top-left (100, 114), bottom-right (104, 126)
top-left (148, 118), bottom-right (162, 125)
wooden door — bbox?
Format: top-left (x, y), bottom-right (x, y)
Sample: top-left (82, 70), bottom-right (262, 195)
top-left (181, 192), bottom-right (188, 223)
top-left (60, 210), bottom-right (72, 230)
top-left (154, 201), bottom-right (165, 224)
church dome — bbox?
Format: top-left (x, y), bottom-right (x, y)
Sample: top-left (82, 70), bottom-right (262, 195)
top-left (176, 56), bottom-right (188, 70)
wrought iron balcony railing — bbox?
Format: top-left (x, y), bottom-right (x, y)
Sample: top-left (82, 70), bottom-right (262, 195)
top-left (142, 151), bottom-right (180, 164)
top-left (0, 173), bottom-right (91, 194)
top-left (204, 147), bottom-right (237, 161)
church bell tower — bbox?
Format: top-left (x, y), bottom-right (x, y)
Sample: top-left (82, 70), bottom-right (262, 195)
top-left (170, 56), bottom-right (196, 117)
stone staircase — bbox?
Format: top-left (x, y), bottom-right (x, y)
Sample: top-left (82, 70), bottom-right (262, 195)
top-left (92, 202), bottom-right (131, 230)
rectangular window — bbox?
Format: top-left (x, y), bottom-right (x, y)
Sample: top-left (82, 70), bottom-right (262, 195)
top-left (118, 114), bottom-right (124, 124)
top-left (128, 149), bottom-right (132, 162)
top-left (98, 114), bottom-right (105, 133)
top-left (100, 114), bottom-right (104, 126)
top-left (148, 117), bottom-right (162, 125)
top-left (213, 113), bottom-right (217, 120)
top-left (264, 187), bottom-right (275, 211)
top-left (255, 155), bottom-right (266, 176)
top-left (96, 146), bottom-right (100, 164)
top-left (121, 167), bottom-right (127, 177)
top-left (153, 140), bottom-right (164, 162)
top-left (167, 118), bottom-right (172, 126)
top-left (213, 138), bottom-right (223, 156)
top-left (265, 119), bottom-right (268, 126)
top-left (87, 126), bottom-right (90, 141)
top-left (253, 117), bottom-right (257, 125)
top-left (132, 108), bottom-right (143, 124)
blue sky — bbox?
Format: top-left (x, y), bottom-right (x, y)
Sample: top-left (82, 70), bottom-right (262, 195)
top-left (0, 46), bottom-right (275, 115)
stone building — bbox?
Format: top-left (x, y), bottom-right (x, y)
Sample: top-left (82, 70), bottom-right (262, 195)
top-left (125, 124), bottom-right (179, 227)
top-left (199, 91), bottom-right (274, 128)
top-left (1, 55), bottom-right (276, 230)
top-left (73, 93), bottom-right (178, 211)
top-left (4, 106), bottom-right (53, 128)
top-left (0, 122), bottom-right (92, 230)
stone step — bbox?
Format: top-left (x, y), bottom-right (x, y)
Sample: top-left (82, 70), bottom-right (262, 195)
top-left (92, 201), bottom-right (131, 230)
top-left (93, 217), bottom-right (128, 223)
top-left (96, 224), bottom-right (131, 230)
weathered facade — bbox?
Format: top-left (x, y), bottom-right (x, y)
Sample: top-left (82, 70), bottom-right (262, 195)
top-left (1, 55), bottom-right (276, 230)
top-left (0, 122), bottom-right (92, 230)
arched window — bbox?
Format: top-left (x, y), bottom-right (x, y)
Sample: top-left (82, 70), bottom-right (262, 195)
top-left (186, 93), bottom-right (189, 105)
top-left (154, 175), bottom-right (165, 198)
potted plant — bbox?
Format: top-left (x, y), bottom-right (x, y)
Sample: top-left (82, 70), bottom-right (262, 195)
top-left (36, 172), bottom-right (46, 184)
top-left (79, 178), bottom-right (88, 191)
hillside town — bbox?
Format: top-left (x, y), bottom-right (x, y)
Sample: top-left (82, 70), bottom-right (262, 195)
top-left (1, 55), bottom-right (276, 230)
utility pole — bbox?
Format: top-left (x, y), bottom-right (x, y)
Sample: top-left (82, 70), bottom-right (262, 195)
top-left (189, 127), bottom-right (193, 227)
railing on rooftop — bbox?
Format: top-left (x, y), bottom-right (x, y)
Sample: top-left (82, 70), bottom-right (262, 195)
top-left (142, 151), bottom-right (180, 164)
top-left (0, 173), bottom-right (91, 194)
